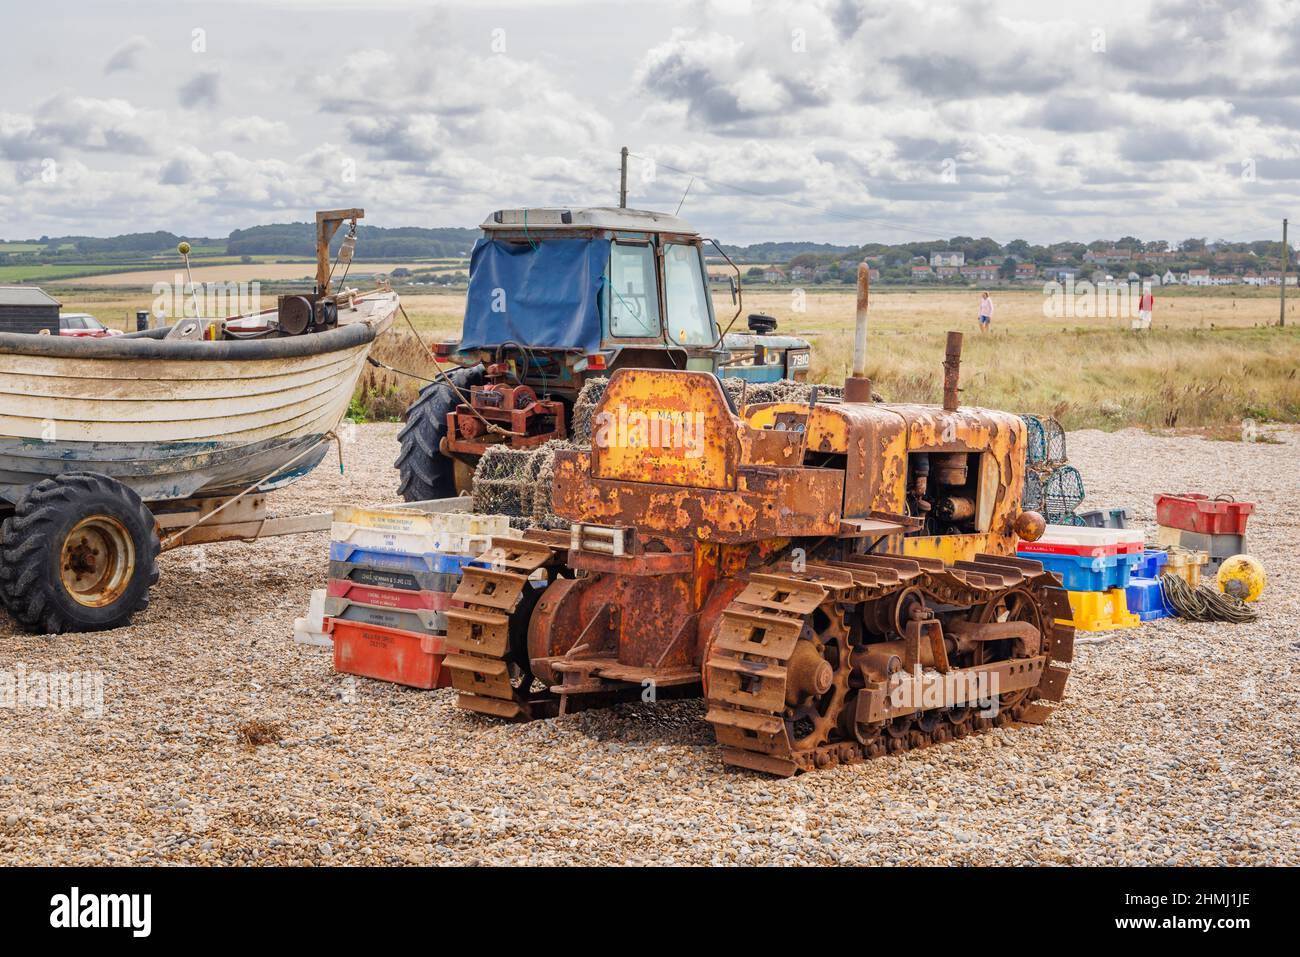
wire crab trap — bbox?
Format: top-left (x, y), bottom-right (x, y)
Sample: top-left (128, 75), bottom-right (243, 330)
top-left (1020, 414), bottom-right (1048, 467)
top-left (1020, 413), bottom-right (1068, 468)
top-left (1042, 465), bottom-right (1086, 525)
top-left (1041, 416), bottom-right (1067, 466)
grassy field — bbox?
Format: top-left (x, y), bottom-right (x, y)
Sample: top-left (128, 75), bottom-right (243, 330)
top-left (45, 284), bottom-right (1300, 431)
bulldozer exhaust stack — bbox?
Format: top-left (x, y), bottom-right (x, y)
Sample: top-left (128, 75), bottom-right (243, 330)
top-left (943, 330), bottom-right (963, 411)
top-left (844, 261), bottom-right (873, 403)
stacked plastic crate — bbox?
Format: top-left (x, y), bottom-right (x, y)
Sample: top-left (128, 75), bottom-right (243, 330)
top-left (326, 506), bottom-right (511, 689)
top-left (1154, 493), bottom-right (1253, 578)
top-left (1018, 525), bottom-right (1145, 632)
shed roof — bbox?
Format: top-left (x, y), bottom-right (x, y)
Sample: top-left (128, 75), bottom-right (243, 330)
top-left (0, 285), bottom-right (61, 307)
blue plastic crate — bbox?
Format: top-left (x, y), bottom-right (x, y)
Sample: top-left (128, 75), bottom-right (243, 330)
top-left (1133, 549), bottom-right (1169, 579)
top-left (1019, 549), bottom-right (1141, 591)
top-left (1125, 577), bottom-right (1171, 621)
top-left (328, 541), bottom-right (477, 575)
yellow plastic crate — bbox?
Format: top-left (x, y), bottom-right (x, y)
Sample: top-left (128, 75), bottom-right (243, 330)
top-left (1056, 588), bottom-right (1141, 633)
top-left (1161, 548), bottom-right (1209, 589)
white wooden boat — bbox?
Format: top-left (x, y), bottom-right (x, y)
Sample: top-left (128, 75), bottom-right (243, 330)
top-left (0, 290), bottom-right (397, 504)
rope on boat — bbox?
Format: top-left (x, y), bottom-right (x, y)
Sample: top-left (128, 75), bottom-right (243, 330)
top-left (394, 303), bottom-right (526, 437)
top-left (158, 431), bottom-right (340, 551)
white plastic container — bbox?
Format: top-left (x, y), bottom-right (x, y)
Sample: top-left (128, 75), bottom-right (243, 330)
top-left (293, 588), bottom-right (332, 648)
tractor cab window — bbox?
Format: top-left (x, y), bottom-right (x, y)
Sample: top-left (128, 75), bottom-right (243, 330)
top-left (607, 241), bottom-right (660, 338)
top-left (664, 243), bottom-right (715, 347)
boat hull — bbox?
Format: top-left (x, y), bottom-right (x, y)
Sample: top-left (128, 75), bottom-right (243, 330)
top-left (0, 294), bottom-right (396, 505)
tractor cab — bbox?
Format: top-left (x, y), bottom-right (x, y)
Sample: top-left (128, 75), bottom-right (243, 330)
top-left (397, 206), bottom-right (811, 500)
top-left (440, 206), bottom-right (809, 396)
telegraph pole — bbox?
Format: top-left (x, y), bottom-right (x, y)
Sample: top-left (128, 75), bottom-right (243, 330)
top-left (1281, 218), bottom-right (1289, 327)
top-left (619, 146), bottom-right (629, 209)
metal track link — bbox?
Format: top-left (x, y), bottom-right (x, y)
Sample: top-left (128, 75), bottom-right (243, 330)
top-left (443, 541), bottom-right (560, 721)
top-left (703, 555), bottom-right (1075, 776)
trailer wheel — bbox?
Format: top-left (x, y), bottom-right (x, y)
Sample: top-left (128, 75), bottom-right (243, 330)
top-left (395, 364), bottom-right (484, 501)
top-left (0, 473), bottom-right (160, 634)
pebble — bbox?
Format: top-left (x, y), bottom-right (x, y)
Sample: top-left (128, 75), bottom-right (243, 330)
top-left (0, 423), bottom-right (1296, 865)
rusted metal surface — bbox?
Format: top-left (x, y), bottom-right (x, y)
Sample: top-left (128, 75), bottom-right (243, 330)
top-left (589, 369), bottom-right (741, 490)
top-left (454, 341), bottom-right (1072, 776)
top-left (942, 330), bottom-right (963, 412)
top-left (445, 381), bottom-right (567, 456)
top-left (553, 452), bottom-right (843, 543)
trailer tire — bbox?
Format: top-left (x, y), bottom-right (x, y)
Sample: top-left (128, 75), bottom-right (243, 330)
top-left (395, 364), bottom-right (484, 502)
top-left (0, 473), bottom-right (160, 634)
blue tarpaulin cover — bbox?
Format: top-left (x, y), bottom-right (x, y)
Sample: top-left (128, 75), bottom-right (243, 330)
top-left (460, 238), bottom-right (608, 353)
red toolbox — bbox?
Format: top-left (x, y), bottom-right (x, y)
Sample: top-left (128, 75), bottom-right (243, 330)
top-left (330, 619), bottom-right (451, 690)
top-left (1154, 494), bottom-right (1254, 536)
top-left (326, 578), bottom-right (460, 611)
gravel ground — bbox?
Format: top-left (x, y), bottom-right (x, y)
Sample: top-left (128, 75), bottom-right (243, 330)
top-left (0, 423), bottom-right (1296, 866)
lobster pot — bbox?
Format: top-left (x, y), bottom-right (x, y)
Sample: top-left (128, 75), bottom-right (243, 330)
top-left (1022, 468), bottom-right (1045, 511)
top-left (1042, 416), bottom-right (1067, 465)
top-left (1043, 465), bottom-right (1085, 524)
top-left (470, 440), bottom-right (579, 529)
top-left (1020, 414), bottom-right (1048, 467)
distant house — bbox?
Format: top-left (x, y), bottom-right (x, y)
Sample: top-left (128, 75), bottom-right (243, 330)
top-left (960, 264), bottom-right (999, 282)
top-left (1049, 267), bottom-right (1080, 282)
top-left (1083, 248), bottom-right (1133, 265)
top-left (789, 265), bottom-right (813, 282)
top-left (764, 266), bottom-right (786, 284)
top-left (1015, 263), bottom-right (1038, 280)
top-left (911, 264), bottom-right (933, 279)
top-left (1185, 268), bottom-right (1212, 286)
top-left (930, 250), bottom-right (965, 267)
top-left (936, 265), bottom-right (960, 278)
top-left (1210, 274), bottom-right (1239, 285)
top-left (1249, 271), bottom-right (1297, 286)
top-left (1162, 270), bottom-right (1178, 285)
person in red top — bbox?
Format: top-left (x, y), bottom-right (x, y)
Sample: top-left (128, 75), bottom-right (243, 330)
top-left (1134, 283), bottom-right (1154, 329)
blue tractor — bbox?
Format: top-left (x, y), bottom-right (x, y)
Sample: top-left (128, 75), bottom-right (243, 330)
top-left (396, 206), bottom-right (813, 500)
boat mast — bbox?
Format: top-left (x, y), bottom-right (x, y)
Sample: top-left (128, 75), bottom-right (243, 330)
top-left (315, 208), bottom-right (364, 295)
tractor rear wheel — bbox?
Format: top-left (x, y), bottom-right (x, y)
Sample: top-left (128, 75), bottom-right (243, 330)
top-left (0, 473), bottom-right (160, 634)
top-left (395, 364), bottom-right (484, 501)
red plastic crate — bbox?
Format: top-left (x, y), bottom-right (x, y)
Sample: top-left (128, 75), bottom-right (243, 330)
top-left (1154, 494), bottom-right (1254, 535)
top-left (329, 619), bottom-right (451, 690)
top-left (326, 578), bottom-right (460, 611)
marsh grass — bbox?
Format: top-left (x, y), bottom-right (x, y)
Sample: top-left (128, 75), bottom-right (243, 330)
top-left (49, 285), bottom-right (1300, 429)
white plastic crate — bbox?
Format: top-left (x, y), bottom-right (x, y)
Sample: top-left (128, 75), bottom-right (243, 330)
top-left (330, 507), bottom-right (510, 557)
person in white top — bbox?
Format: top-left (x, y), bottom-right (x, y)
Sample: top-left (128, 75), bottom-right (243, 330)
top-left (977, 291), bottom-right (994, 332)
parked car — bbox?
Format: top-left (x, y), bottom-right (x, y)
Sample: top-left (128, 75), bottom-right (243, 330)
top-left (59, 313), bottom-right (123, 338)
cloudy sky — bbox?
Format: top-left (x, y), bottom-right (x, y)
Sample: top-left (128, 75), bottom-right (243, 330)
top-left (1, 0), bottom-right (1297, 245)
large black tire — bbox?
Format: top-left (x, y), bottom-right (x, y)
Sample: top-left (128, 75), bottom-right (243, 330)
top-left (394, 364), bottom-right (484, 502)
top-left (0, 473), bottom-right (160, 634)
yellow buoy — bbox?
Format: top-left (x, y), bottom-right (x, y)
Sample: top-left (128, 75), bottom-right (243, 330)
top-left (1216, 555), bottom-right (1265, 603)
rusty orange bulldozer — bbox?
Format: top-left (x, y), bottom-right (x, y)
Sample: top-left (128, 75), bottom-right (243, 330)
top-left (440, 266), bottom-right (1072, 776)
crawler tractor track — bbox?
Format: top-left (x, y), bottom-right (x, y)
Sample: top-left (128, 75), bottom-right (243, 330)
top-left (442, 538), bottom-right (562, 720)
top-left (704, 553), bottom-right (1074, 776)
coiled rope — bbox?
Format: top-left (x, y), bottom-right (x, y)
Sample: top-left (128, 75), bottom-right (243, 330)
top-left (1160, 572), bottom-right (1258, 623)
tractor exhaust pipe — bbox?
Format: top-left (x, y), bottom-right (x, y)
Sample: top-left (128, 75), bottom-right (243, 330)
top-left (844, 262), bottom-right (873, 403)
top-left (943, 331), bottom-right (963, 411)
